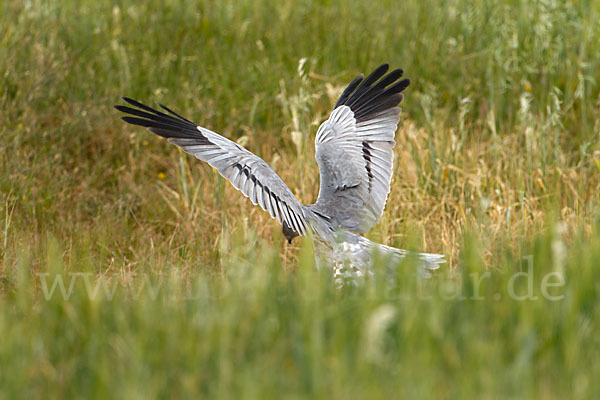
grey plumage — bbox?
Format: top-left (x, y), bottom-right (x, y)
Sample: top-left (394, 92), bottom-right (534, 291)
top-left (115, 64), bottom-right (444, 283)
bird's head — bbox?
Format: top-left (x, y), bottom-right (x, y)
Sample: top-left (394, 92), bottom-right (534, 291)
top-left (282, 221), bottom-right (299, 244)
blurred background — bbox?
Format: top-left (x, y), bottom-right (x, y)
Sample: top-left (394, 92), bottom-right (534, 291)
top-left (1, 0), bottom-right (599, 398)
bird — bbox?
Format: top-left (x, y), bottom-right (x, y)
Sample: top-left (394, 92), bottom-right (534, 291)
top-left (115, 63), bottom-right (444, 284)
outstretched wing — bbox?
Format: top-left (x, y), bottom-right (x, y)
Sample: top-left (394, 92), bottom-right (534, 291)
top-left (115, 97), bottom-right (307, 236)
top-left (313, 63), bottom-right (409, 233)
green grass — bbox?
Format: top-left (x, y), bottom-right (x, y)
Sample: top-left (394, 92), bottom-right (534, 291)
top-left (2, 230), bottom-right (600, 398)
top-left (1, 0), bottom-right (600, 398)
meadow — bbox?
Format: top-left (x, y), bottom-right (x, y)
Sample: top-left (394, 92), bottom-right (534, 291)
top-left (1, 0), bottom-right (600, 398)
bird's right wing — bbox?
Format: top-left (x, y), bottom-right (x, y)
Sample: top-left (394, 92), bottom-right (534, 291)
top-left (115, 97), bottom-right (307, 236)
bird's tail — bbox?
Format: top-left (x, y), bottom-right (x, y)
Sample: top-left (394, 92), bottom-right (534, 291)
top-left (376, 243), bottom-right (445, 277)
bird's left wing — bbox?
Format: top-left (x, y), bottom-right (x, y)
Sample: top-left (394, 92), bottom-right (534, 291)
top-left (313, 64), bottom-right (409, 233)
top-left (115, 97), bottom-right (307, 236)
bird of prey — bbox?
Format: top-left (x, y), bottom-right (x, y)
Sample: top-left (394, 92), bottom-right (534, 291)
top-left (115, 63), bottom-right (444, 283)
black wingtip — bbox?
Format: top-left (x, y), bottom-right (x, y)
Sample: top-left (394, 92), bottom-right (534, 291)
top-left (122, 97), bottom-right (147, 109)
top-left (116, 97), bottom-right (203, 140)
top-left (335, 63), bottom-right (409, 122)
top-left (386, 78), bottom-right (410, 95)
top-left (334, 73), bottom-right (365, 109)
top-left (114, 105), bottom-right (129, 113)
top-left (156, 102), bottom-right (194, 123)
top-left (364, 63), bottom-right (390, 83)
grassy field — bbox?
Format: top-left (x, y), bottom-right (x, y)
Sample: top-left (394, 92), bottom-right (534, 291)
top-left (1, 0), bottom-right (600, 398)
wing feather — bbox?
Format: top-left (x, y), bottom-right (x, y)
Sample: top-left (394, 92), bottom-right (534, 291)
top-left (312, 64), bottom-right (409, 233)
top-left (116, 98), bottom-right (307, 236)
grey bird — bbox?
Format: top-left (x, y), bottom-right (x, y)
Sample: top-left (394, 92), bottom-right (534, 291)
top-left (115, 63), bottom-right (444, 283)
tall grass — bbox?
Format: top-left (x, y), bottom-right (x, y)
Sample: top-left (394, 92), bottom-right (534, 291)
top-left (1, 0), bottom-right (599, 397)
top-left (2, 227), bottom-right (600, 398)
